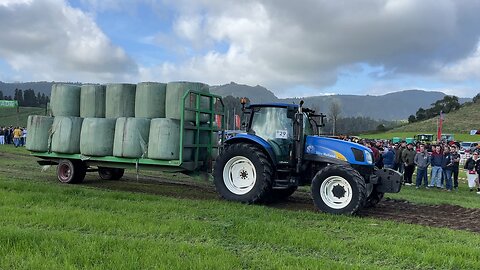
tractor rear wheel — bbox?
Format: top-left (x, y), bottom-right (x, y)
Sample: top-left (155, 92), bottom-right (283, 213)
top-left (98, 167), bottom-right (125, 180)
top-left (57, 159), bottom-right (86, 184)
top-left (214, 143), bottom-right (273, 203)
top-left (311, 164), bottom-right (366, 215)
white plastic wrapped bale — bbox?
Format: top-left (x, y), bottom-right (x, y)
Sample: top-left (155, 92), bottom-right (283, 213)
top-left (165, 82), bottom-right (210, 122)
top-left (51, 116), bottom-right (83, 154)
top-left (50, 84), bottom-right (81, 116)
top-left (80, 118), bottom-right (116, 156)
top-left (80, 84), bottom-right (106, 118)
top-left (105, 84), bottom-right (136, 118)
top-left (26, 115), bottom-right (54, 152)
top-left (135, 82), bottom-right (167, 118)
top-left (113, 117), bottom-right (151, 158)
top-left (147, 118), bottom-right (194, 161)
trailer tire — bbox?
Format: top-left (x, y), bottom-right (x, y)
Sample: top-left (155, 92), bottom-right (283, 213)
top-left (311, 164), bottom-right (366, 215)
top-left (214, 143), bottom-right (273, 203)
top-left (57, 159), bottom-right (86, 184)
top-left (98, 167), bottom-right (125, 180)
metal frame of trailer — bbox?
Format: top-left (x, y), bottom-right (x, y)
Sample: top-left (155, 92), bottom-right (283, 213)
top-left (32, 90), bottom-right (225, 172)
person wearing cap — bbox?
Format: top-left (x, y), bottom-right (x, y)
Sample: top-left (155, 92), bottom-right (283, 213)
top-left (402, 143), bottom-right (416, 185)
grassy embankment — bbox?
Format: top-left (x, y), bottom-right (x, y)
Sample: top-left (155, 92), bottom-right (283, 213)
top-left (362, 102), bottom-right (480, 141)
top-left (1, 144), bottom-right (480, 269)
top-left (0, 107), bottom-right (46, 127)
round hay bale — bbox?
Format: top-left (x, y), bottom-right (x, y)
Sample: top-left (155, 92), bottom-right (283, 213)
top-left (80, 118), bottom-right (116, 156)
top-left (80, 84), bottom-right (106, 118)
top-left (147, 118), bottom-right (194, 161)
top-left (105, 83), bottom-right (136, 118)
top-left (113, 117), bottom-right (151, 158)
top-left (165, 82), bottom-right (210, 122)
top-left (26, 115), bottom-right (54, 152)
top-left (51, 116), bottom-right (83, 154)
top-left (50, 84), bottom-right (81, 116)
top-left (135, 82), bottom-right (167, 118)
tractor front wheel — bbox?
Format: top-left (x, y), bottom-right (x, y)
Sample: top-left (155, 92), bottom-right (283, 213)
top-left (311, 164), bottom-right (366, 215)
top-left (214, 143), bottom-right (273, 203)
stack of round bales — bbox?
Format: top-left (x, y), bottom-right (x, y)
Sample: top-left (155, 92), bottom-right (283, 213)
top-left (113, 117), bottom-right (151, 158)
top-left (51, 116), bottom-right (84, 154)
top-left (135, 82), bottom-right (166, 118)
top-left (105, 84), bottom-right (136, 118)
top-left (165, 82), bottom-right (210, 122)
top-left (80, 118), bottom-right (116, 156)
top-left (26, 115), bottom-right (54, 152)
top-left (51, 84), bottom-right (81, 117)
top-left (80, 84), bottom-right (106, 118)
top-left (148, 119), bottom-right (194, 161)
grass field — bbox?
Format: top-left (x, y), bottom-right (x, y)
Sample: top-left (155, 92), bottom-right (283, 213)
top-left (0, 107), bottom-right (46, 127)
top-left (2, 144), bottom-right (480, 269)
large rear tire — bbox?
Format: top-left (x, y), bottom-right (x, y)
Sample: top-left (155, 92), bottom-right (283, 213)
top-left (311, 164), bottom-right (366, 215)
top-left (214, 143), bottom-right (273, 203)
top-left (57, 159), bottom-right (86, 184)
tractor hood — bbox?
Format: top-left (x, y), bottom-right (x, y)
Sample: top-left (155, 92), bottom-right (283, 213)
top-left (304, 136), bottom-right (374, 166)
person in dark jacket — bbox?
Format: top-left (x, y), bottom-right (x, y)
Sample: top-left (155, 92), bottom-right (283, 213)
top-left (402, 143), bottom-right (416, 185)
top-left (414, 144), bottom-right (430, 188)
top-left (394, 141), bottom-right (406, 173)
top-left (442, 147), bottom-right (454, 191)
top-left (464, 152), bottom-right (480, 192)
top-left (450, 146), bottom-right (460, 190)
top-left (429, 145), bottom-right (444, 188)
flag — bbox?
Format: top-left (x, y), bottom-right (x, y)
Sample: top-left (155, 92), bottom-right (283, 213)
top-left (437, 111), bottom-right (443, 140)
top-left (215, 114), bottom-right (222, 128)
top-left (234, 114), bottom-right (241, 129)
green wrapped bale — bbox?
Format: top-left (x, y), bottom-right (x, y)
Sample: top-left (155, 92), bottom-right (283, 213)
top-left (80, 85), bottom-right (106, 118)
top-left (113, 117), bottom-right (151, 158)
top-left (51, 116), bottom-right (83, 154)
top-left (50, 84), bottom-right (81, 116)
top-left (135, 82), bottom-right (167, 118)
top-left (147, 118), bottom-right (194, 161)
top-left (105, 84), bottom-right (136, 118)
top-left (165, 82), bottom-right (210, 122)
top-left (80, 118), bottom-right (116, 156)
top-left (26, 115), bottom-right (54, 152)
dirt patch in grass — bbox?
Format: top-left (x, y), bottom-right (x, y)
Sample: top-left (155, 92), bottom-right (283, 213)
top-left (80, 175), bottom-right (480, 233)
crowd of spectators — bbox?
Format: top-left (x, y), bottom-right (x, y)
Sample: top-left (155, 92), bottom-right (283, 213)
top-left (0, 126), bottom-right (27, 147)
top-left (357, 139), bottom-right (480, 193)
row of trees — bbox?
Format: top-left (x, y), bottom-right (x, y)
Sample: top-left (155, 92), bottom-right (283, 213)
top-left (0, 89), bottom-right (49, 107)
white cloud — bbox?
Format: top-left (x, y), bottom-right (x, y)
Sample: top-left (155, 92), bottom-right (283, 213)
top-left (0, 0), bottom-right (137, 82)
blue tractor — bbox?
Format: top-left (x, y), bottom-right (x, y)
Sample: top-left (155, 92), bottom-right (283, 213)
top-left (213, 102), bottom-right (402, 215)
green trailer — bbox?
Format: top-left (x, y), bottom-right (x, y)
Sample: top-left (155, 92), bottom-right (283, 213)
top-left (31, 90), bottom-right (225, 182)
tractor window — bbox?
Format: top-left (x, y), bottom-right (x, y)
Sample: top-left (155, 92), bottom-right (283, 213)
top-left (250, 107), bottom-right (293, 140)
top-left (303, 113), bottom-right (315, 135)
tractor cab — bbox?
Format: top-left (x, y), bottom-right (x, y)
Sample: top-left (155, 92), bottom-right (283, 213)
top-left (414, 134), bottom-right (435, 143)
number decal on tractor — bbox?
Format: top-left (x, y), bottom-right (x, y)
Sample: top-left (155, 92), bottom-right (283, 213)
top-left (275, 130), bottom-right (288, 139)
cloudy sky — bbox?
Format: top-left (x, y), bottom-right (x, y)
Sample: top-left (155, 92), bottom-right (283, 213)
top-left (0, 0), bottom-right (479, 98)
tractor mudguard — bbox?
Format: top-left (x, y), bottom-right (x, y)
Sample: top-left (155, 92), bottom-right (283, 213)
top-left (225, 134), bottom-right (277, 164)
top-left (371, 168), bottom-right (402, 193)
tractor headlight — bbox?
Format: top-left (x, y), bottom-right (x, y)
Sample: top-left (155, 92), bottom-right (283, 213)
top-left (365, 150), bottom-right (373, 164)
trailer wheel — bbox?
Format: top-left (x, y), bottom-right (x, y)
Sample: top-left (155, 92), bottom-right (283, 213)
top-left (214, 143), bottom-right (273, 203)
top-left (57, 159), bottom-right (86, 184)
top-left (311, 164), bottom-right (366, 215)
top-left (98, 167), bottom-right (125, 180)
top-left (364, 190), bottom-right (384, 208)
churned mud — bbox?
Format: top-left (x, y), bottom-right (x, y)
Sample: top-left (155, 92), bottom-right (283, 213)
top-left (81, 173), bottom-right (480, 233)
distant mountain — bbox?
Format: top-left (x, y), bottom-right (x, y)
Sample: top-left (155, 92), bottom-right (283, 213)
top-left (0, 81), bottom-right (471, 120)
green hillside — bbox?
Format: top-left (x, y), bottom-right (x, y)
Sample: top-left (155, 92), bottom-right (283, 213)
top-left (0, 107), bottom-right (46, 127)
top-left (391, 102), bottom-right (480, 133)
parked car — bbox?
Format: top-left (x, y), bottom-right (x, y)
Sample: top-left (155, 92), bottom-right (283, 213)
top-left (460, 142), bottom-right (479, 154)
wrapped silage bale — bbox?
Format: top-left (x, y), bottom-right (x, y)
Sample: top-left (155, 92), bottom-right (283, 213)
top-left (105, 84), bottom-right (136, 118)
top-left (26, 115), bottom-right (54, 152)
top-left (80, 84), bottom-right (106, 118)
top-left (135, 82), bottom-right (167, 118)
top-left (147, 118), bottom-right (194, 161)
top-left (50, 84), bottom-right (81, 116)
top-left (80, 118), bottom-right (116, 156)
top-left (51, 116), bottom-right (83, 154)
top-left (165, 82), bottom-right (210, 122)
top-left (199, 124), bottom-right (219, 161)
top-left (113, 117), bottom-right (151, 158)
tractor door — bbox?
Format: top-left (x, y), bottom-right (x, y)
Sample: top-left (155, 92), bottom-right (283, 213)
top-left (249, 107), bottom-right (293, 163)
